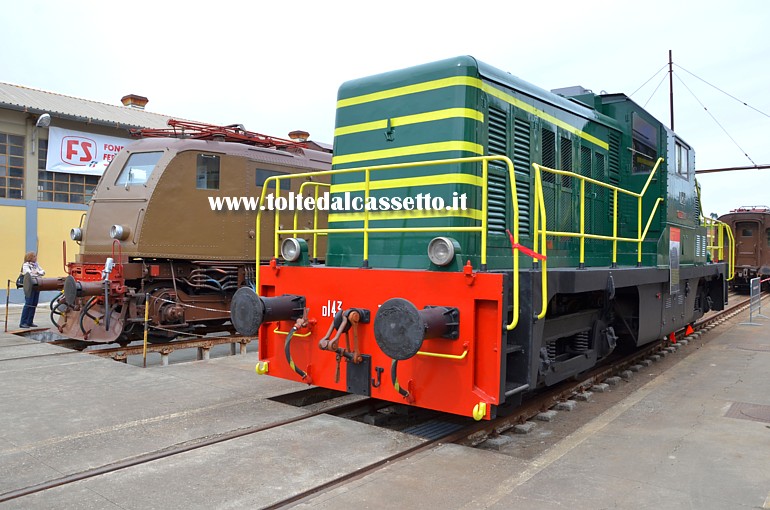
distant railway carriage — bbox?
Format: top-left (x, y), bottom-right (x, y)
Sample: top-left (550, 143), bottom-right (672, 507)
top-left (29, 124), bottom-right (331, 343)
top-left (229, 55), bottom-right (729, 420)
top-left (719, 206), bottom-right (770, 291)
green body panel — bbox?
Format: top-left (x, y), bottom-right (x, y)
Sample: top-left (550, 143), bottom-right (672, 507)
top-left (329, 56), bottom-right (705, 271)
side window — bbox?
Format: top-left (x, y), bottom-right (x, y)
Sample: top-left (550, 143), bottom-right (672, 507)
top-left (631, 114), bottom-right (657, 174)
top-left (196, 154), bottom-right (220, 190)
top-left (766, 228), bottom-right (770, 247)
top-left (255, 168), bottom-right (290, 191)
top-left (676, 142), bottom-right (689, 179)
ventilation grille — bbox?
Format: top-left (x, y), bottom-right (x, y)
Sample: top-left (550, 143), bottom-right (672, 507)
top-left (513, 116), bottom-right (531, 235)
top-left (608, 131), bottom-right (621, 184)
top-left (487, 107), bottom-right (508, 235)
top-left (542, 129), bottom-right (556, 184)
top-left (560, 137), bottom-right (573, 188)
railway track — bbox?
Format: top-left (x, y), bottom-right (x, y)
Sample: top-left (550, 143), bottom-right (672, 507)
top-left (0, 292), bottom-right (758, 506)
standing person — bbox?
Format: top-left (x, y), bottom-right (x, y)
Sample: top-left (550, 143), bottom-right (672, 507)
top-left (20, 252), bottom-right (45, 328)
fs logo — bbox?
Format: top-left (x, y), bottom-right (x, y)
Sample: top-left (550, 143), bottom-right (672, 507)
top-left (61, 136), bottom-right (97, 166)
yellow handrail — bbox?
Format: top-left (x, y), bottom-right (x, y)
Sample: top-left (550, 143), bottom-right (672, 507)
top-left (702, 217), bottom-right (735, 281)
top-left (292, 181), bottom-right (331, 260)
top-left (416, 344), bottom-right (469, 360)
top-left (253, 155), bottom-right (533, 332)
top-left (695, 182), bottom-right (735, 281)
top-left (532, 157), bottom-right (665, 317)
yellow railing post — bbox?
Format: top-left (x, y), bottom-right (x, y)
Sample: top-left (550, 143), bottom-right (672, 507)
top-left (579, 179), bottom-right (585, 267)
top-left (363, 168), bottom-right (371, 266)
top-left (481, 160), bottom-right (489, 268)
top-left (612, 189), bottom-right (618, 267)
top-left (293, 181), bottom-right (331, 261)
top-left (637, 195), bottom-right (642, 265)
top-left (274, 179), bottom-right (282, 259)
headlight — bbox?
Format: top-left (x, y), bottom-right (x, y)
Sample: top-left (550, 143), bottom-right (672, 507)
top-left (110, 224), bottom-right (130, 240)
top-left (70, 228), bottom-right (83, 241)
top-left (281, 238), bottom-right (302, 262)
top-left (427, 237), bottom-right (457, 266)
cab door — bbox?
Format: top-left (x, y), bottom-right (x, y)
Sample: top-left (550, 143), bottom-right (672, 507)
top-left (735, 220), bottom-right (760, 268)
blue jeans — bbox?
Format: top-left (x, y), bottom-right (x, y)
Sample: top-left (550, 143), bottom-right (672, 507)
top-left (21, 291), bottom-right (40, 326)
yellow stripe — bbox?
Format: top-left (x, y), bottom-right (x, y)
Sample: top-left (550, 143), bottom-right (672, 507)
top-left (331, 141), bottom-right (484, 166)
top-left (336, 75), bottom-right (609, 151)
top-left (334, 108), bottom-right (484, 137)
top-left (479, 83), bottom-right (609, 151)
top-left (328, 208), bottom-right (483, 223)
top-left (337, 76), bottom-right (474, 108)
top-left (330, 173), bottom-right (483, 193)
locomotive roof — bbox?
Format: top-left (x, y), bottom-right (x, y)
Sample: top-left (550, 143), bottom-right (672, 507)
top-left (337, 56), bottom-right (624, 134)
top-left (471, 56), bottom-right (623, 132)
top-left (124, 137), bottom-right (332, 168)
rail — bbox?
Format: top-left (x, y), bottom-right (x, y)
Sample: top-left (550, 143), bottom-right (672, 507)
top-left (531, 157), bottom-right (665, 320)
top-left (254, 155), bottom-right (530, 331)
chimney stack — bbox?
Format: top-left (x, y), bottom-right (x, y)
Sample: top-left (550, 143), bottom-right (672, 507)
top-left (121, 94), bottom-right (149, 110)
top-left (288, 130), bottom-right (310, 142)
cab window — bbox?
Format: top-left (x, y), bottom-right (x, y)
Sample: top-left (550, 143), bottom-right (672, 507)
top-left (632, 114), bottom-right (657, 174)
top-left (115, 152), bottom-right (163, 186)
top-left (737, 222), bottom-right (753, 237)
top-left (676, 142), bottom-right (689, 179)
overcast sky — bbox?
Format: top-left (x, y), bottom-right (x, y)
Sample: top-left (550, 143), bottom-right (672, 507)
top-left (3, 0), bottom-right (769, 216)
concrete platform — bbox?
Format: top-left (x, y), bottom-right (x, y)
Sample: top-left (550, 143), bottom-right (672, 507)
top-left (293, 305), bottom-right (770, 510)
top-left (1, 303), bottom-right (769, 509)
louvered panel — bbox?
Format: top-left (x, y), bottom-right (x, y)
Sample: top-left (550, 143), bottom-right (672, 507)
top-left (608, 131), bottom-right (621, 183)
top-left (487, 172), bottom-right (508, 234)
top-left (486, 106), bottom-right (508, 235)
top-left (542, 129), bottom-right (556, 184)
top-left (607, 131), bottom-right (621, 233)
top-left (513, 116), bottom-right (531, 236)
top-left (560, 137), bottom-right (573, 188)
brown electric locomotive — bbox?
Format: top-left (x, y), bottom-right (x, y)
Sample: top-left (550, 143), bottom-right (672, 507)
top-left (719, 205), bottom-right (770, 291)
top-left (28, 122), bottom-right (331, 343)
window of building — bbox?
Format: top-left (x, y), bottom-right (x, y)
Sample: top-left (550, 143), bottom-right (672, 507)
top-left (38, 171), bottom-right (100, 204)
top-left (631, 114), bottom-right (657, 174)
top-left (767, 228), bottom-right (770, 247)
top-left (196, 154), bottom-right (220, 190)
top-left (38, 138), bottom-right (48, 171)
top-left (0, 132), bottom-right (25, 199)
top-left (115, 151), bottom-right (163, 187)
top-left (37, 139), bottom-right (99, 204)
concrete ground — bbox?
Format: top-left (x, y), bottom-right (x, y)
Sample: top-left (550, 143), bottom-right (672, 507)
top-left (1, 303), bottom-right (769, 509)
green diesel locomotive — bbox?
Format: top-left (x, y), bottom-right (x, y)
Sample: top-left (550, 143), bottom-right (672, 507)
top-left (231, 56), bottom-right (729, 420)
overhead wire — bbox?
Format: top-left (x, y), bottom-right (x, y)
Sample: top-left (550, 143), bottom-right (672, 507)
top-left (674, 63), bottom-right (770, 119)
top-left (629, 63), bottom-right (668, 98)
top-left (673, 73), bottom-right (757, 167)
top-left (643, 71), bottom-right (669, 109)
